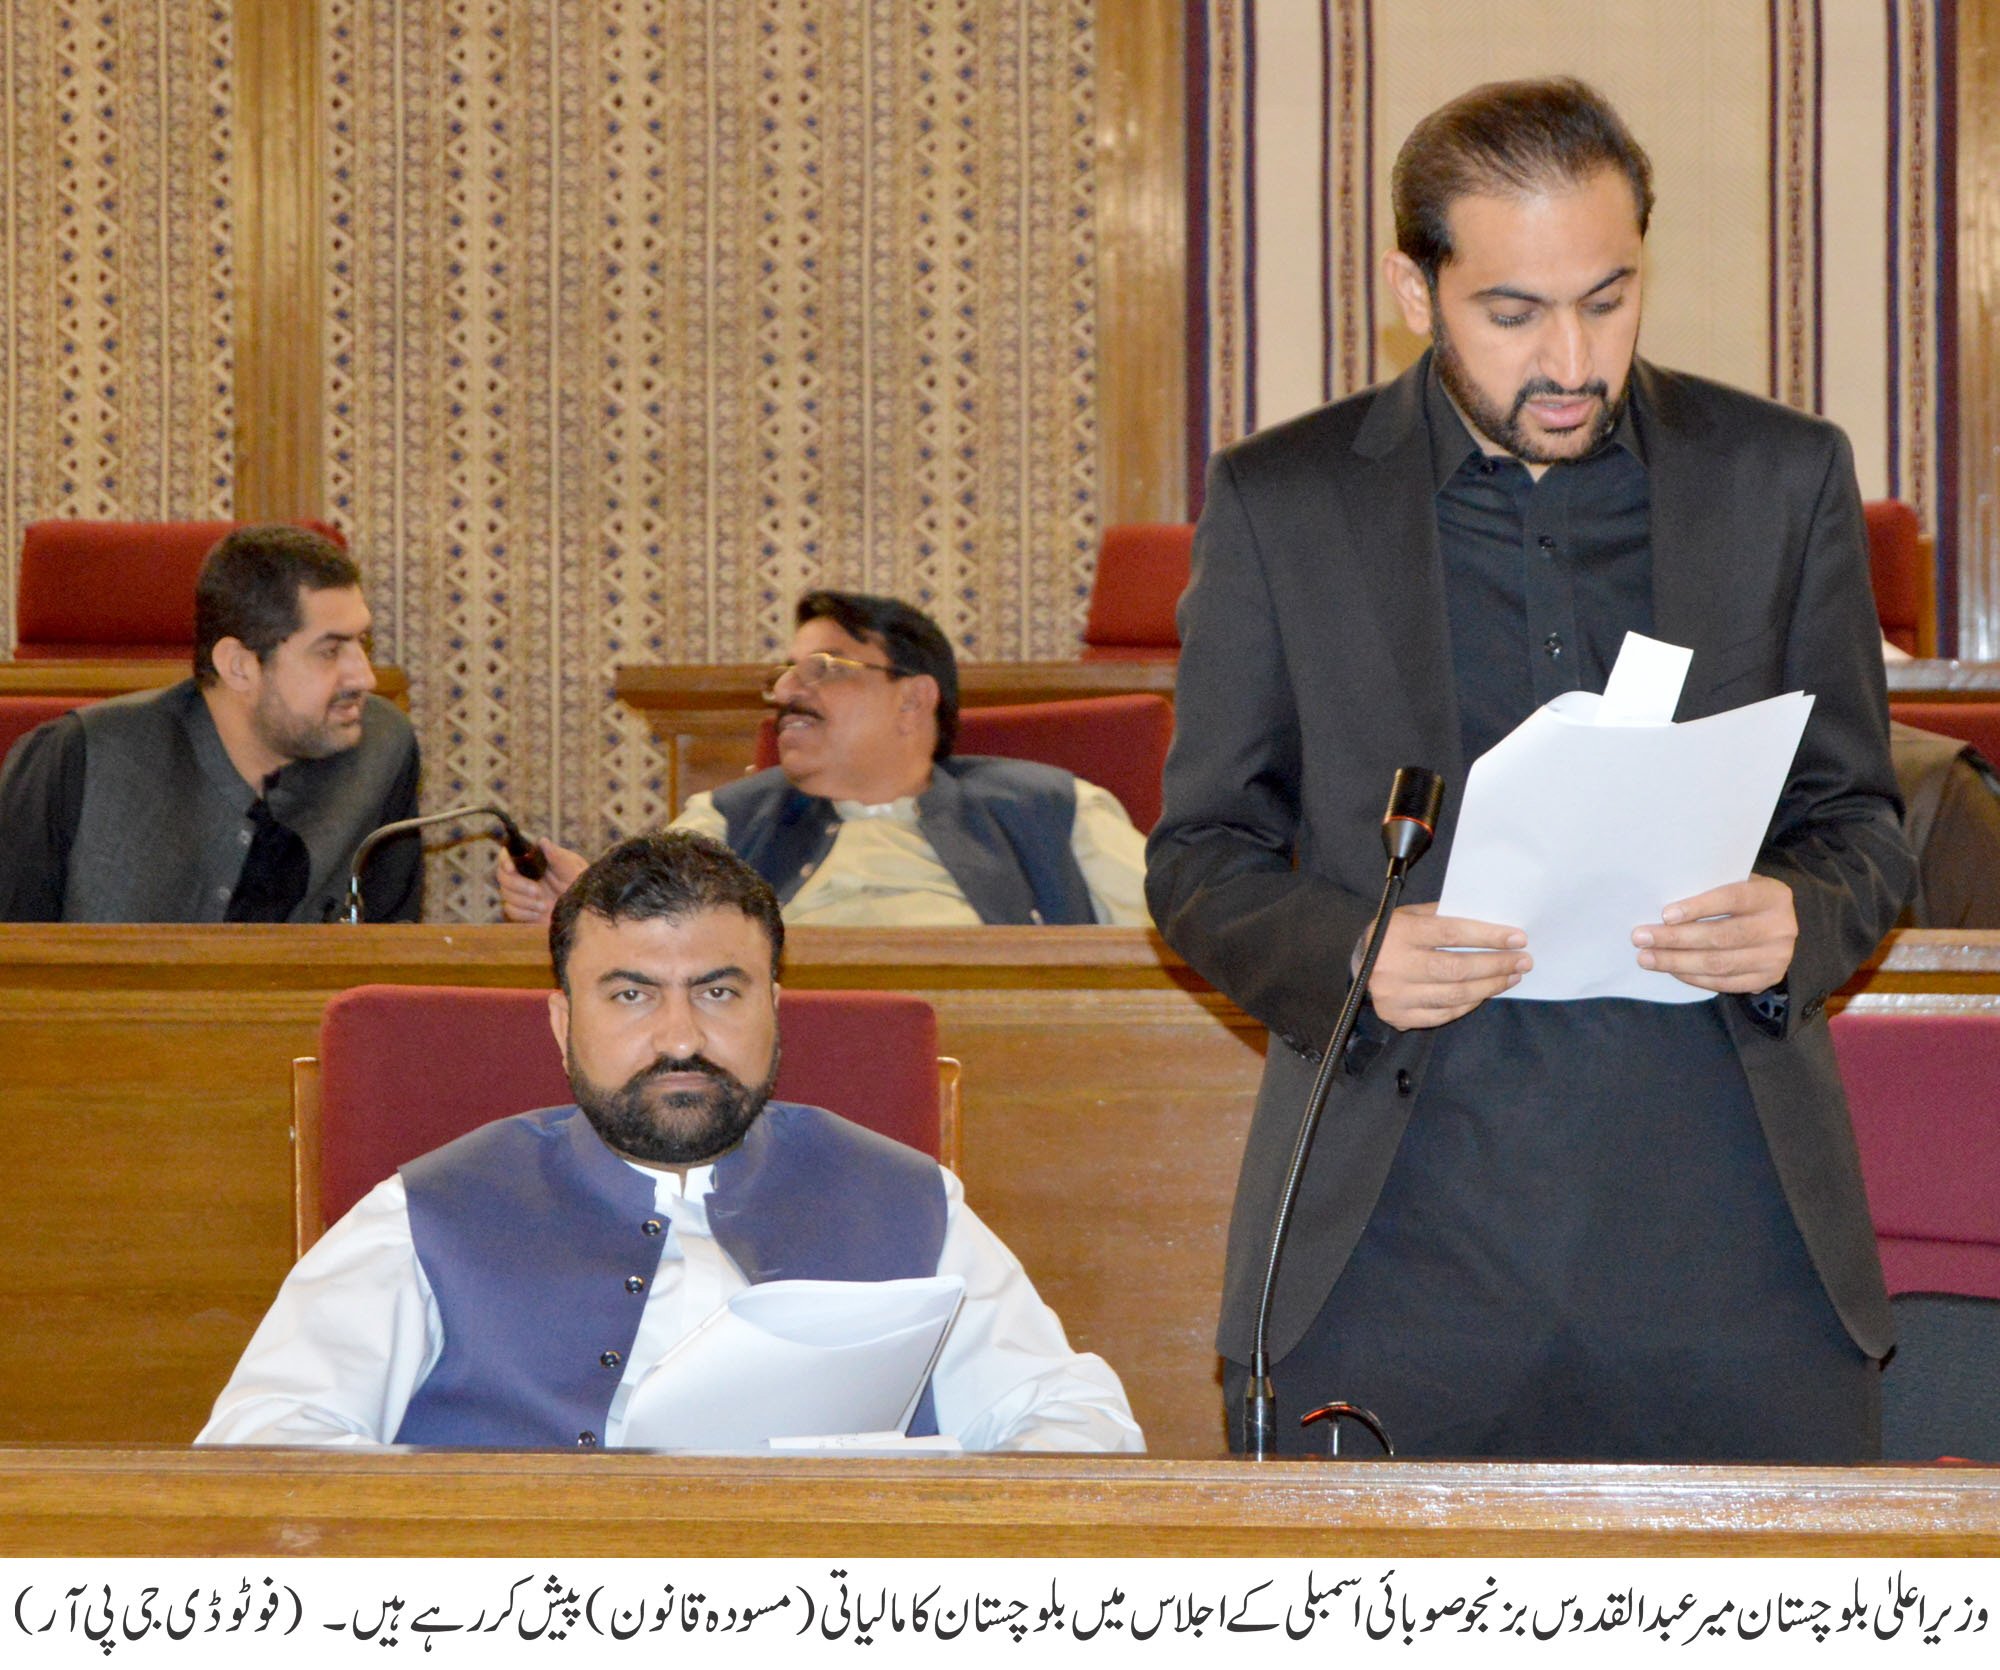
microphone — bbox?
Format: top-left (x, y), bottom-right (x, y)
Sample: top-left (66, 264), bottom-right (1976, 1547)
top-left (343, 804), bottom-right (546, 923)
top-left (1242, 766), bottom-right (1447, 1460)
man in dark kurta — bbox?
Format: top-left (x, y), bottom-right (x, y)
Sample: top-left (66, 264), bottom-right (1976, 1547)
top-left (1146, 79), bottom-right (1913, 1459)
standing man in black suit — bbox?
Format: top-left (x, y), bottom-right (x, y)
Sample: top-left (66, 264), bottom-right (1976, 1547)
top-left (1147, 78), bottom-right (1912, 1459)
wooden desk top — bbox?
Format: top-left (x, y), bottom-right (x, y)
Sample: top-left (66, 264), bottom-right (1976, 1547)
top-left (0, 658), bottom-right (410, 705)
top-left (1885, 659), bottom-right (2000, 699)
top-left (615, 659), bottom-right (1178, 713)
top-left (4, 1448), bottom-right (1997, 1556)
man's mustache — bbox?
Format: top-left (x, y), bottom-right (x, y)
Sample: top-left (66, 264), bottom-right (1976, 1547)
top-left (768, 698), bottom-right (823, 724)
top-left (1512, 377), bottom-right (1609, 411)
top-left (637, 1052), bottom-right (735, 1086)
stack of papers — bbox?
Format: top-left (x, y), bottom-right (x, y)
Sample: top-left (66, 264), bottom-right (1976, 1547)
top-left (1436, 633), bottom-right (1813, 1003)
top-left (619, 1275), bottom-right (964, 1451)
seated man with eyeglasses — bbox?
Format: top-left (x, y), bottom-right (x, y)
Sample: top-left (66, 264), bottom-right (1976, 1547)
top-left (500, 590), bottom-right (1149, 926)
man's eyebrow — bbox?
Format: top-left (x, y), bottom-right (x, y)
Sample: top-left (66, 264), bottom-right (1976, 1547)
top-left (1468, 267), bottom-right (1634, 307)
top-left (685, 963), bottom-right (753, 988)
top-left (596, 967), bottom-right (662, 990)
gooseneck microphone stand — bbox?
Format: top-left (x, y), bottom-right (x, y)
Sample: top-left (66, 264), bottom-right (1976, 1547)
top-left (1243, 766), bottom-right (1446, 1460)
top-left (342, 804), bottom-right (547, 923)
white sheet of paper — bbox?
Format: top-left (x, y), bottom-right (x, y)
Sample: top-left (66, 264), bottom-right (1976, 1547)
top-left (1435, 633), bottom-right (1813, 1003)
top-left (620, 1275), bottom-right (964, 1451)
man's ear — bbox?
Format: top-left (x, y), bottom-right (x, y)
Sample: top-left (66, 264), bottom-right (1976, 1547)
top-left (1383, 251), bottom-right (1437, 338)
top-left (547, 988), bottom-right (571, 1057)
top-left (896, 673), bottom-right (940, 733)
top-left (211, 635), bottom-right (260, 694)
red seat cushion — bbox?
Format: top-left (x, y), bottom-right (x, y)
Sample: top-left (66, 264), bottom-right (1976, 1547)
top-left (753, 693), bottom-right (1173, 832)
top-left (1864, 499), bottom-right (1924, 656)
top-left (1891, 702), bottom-right (2000, 770)
top-left (15, 519), bottom-right (344, 658)
top-left (1081, 523), bottom-right (1192, 660)
top-left (1831, 1011), bottom-right (2000, 1300)
top-left (0, 695), bottom-right (96, 767)
top-left (315, 985), bottom-right (941, 1230)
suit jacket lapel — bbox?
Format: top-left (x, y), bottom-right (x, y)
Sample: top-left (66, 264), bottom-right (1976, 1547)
top-left (1345, 357), bottom-right (1466, 791)
top-left (1635, 360), bottom-right (1740, 717)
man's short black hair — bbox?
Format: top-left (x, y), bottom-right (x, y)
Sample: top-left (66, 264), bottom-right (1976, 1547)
top-left (549, 830), bottom-right (785, 992)
top-left (796, 589), bottom-right (959, 761)
top-left (193, 524), bottom-right (364, 687)
top-left (1392, 76), bottom-right (1654, 285)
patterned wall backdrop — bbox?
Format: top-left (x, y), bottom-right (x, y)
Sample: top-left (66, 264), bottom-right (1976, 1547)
top-left (0, 0), bottom-right (236, 646)
top-left (1193, 0), bottom-right (1951, 600)
top-left (326, 0), bottom-right (1100, 919)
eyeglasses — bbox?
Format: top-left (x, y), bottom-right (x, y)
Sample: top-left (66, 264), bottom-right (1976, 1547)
top-left (762, 651), bottom-right (913, 694)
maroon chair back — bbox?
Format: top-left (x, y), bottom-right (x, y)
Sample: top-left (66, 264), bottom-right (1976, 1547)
top-left (14, 518), bottom-right (345, 659)
top-left (1080, 523), bottom-right (1192, 662)
top-left (0, 694), bottom-right (96, 768)
top-left (310, 984), bottom-right (942, 1235)
top-left (753, 692), bottom-right (1173, 831)
top-left (1830, 1010), bottom-right (2000, 1300)
top-left (1891, 701), bottom-right (2000, 770)
top-left (1863, 499), bottom-right (1933, 658)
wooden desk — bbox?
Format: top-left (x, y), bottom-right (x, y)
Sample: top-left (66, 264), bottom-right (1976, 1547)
top-left (3, 1448), bottom-right (1996, 1555)
top-left (0, 658), bottom-right (410, 707)
top-left (0, 926), bottom-right (1994, 1457)
top-left (615, 660), bottom-right (1178, 810)
top-left (0, 924), bottom-right (1258, 1456)
top-left (1885, 659), bottom-right (2000, 700)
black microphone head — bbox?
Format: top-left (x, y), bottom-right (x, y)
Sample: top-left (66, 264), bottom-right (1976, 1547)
top-left (1381, 767), bottom-right (1445, 867)
top-left (496, 813), bottom-right (548, 881)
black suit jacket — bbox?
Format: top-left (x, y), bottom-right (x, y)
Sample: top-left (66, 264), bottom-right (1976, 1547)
top-left (1147, 356), bottom-right (1913, 1365)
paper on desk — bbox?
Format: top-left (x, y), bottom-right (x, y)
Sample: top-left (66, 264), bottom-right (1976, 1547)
top-left (1435, 632), bottom-right (1813, 1003)
top-left (620, 1275), bottom-right (963, 1451)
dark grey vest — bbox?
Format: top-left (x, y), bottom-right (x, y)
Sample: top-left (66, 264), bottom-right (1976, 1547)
top-left (65, 680), bottom-right (416, 922)
top-left (395, 1102), bottom-right (949, 1446)
top-left (712, 755), bottom-right (1095, 924)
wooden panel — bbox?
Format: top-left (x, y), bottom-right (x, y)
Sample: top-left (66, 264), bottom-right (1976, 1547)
top-left (0, 658), bottom-right (408, 707)
top-left (230, 0), bottom-right (324, 522)
top-left (1, 1449), bottom-right (1997, 1557)
top-left (616, 661), bottom-right (1180, 809)
top-left (1, 925), bottom-right (1995, 1456)
top-left (1960, 0), bottom-right (2000, 659)
top-left (1885, 658), bottom-right (2000, 698)
top-left (1096, 0), bottom-right (1188, 524)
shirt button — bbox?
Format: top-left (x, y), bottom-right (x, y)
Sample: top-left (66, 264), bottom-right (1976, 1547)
top-left (237, 827), bottom-right (253, 846)
top-left (624, 1275), bottom-right (646, 1294)
top-left (799, 860), bottom-right (815, 878)
top-left (1537, 535), bottom-right (1557, 556)
top-left (641, 1219), bottom-right (662, 1236)
top-left (1543, 632), bottom-right (1563, 660)
top-left (1396, 1069), bottom-right (1413, 1096)
top-left (577, 1430), bottom-right (598, 1447)
top-left (214, 885), bottom-right (231, 902)
top-left (600, 1350), bottom-right (622, 1369)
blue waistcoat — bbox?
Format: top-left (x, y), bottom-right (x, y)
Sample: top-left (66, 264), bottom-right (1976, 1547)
top-left (395, 1102), bottom-right (948, 1446)
top-left (711, 755), bottom-right (1096, 924)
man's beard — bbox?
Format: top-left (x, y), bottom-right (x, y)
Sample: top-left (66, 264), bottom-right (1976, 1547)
top-left (570, 1043), bottom-right (780, 1167)
top-left (1433, 313), bottom-right (1624, 466)
top-left (252, 685), bottom-right (367, 764)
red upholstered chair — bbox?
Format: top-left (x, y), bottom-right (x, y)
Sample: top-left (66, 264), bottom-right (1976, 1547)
top-left (0, 694), bottom-right (96, 768)
top-left (1864, 499), bottom-right (1936, 659)
top-left (754, 692), bottom-right (1173, 832)
top-left (293, 984), bottom-right (960, 1255)
top-left (1831, 1010), bottom-right (2000, 1459)
top-left (1891, 701), bottom-right (2000, 770)
top-left (13, 518), bottom-right (345, 659)
top-left (1080, 522), bottom-right (1192, 662)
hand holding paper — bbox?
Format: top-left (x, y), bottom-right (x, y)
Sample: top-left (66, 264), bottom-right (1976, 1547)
top-left (1435, 632), bottom-right (1813, 1004)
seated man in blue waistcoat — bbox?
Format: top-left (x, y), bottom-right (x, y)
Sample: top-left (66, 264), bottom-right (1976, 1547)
top-left (497, 590), bottom-right (1149, 927)
top-left (0, 525), bottom-right (420, 923)
top-left (199, 830), bottom-right (1144, 1450)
